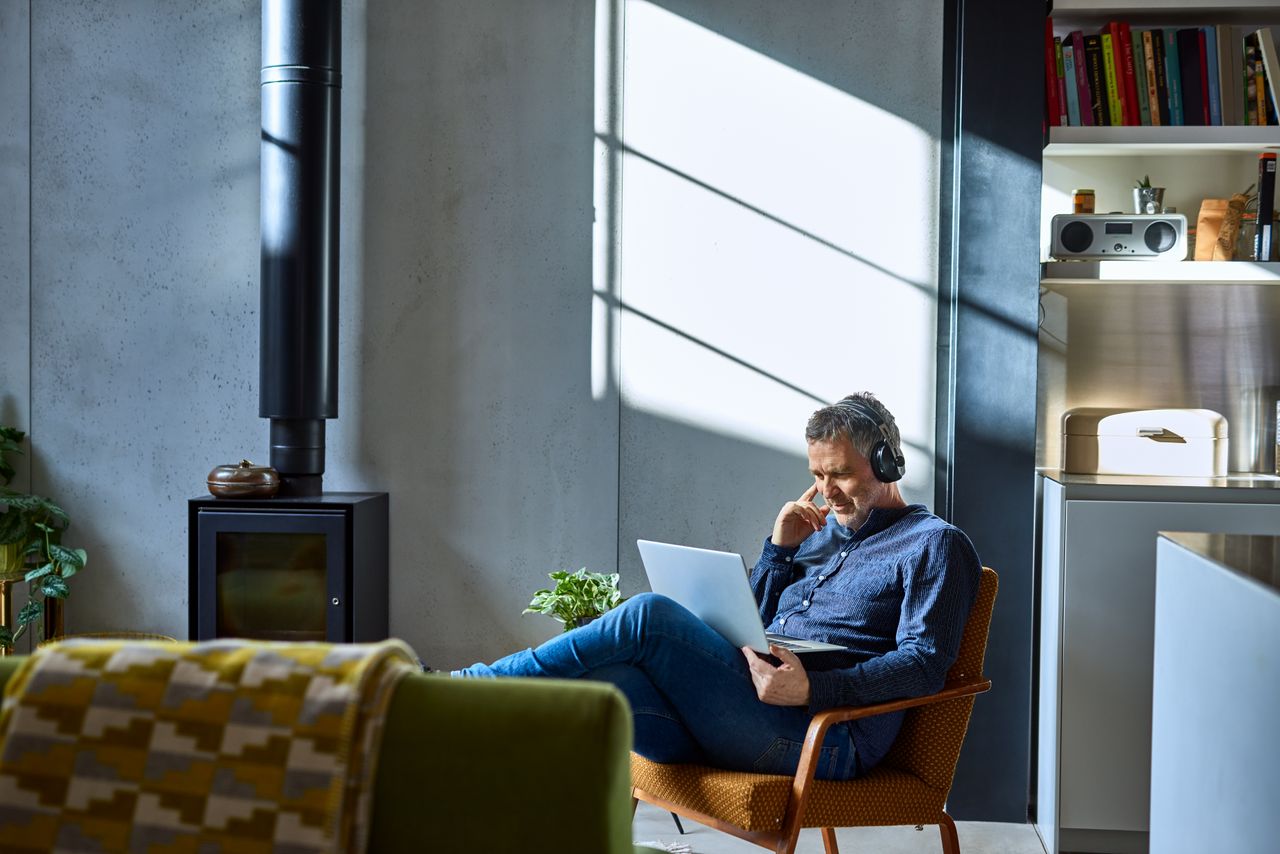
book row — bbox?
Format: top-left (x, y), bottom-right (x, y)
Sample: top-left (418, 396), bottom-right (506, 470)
top-left (1046, 20), bottom-right (1280, 127)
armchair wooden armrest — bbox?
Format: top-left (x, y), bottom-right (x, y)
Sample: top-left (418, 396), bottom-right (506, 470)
top-left (782, 677), bottom-right (992, 836)
top-left (809, 678), bottom-right (993, 733)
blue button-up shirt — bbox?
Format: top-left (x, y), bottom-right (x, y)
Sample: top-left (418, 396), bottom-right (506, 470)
top-left (749, 503), bottom-right (981, 774)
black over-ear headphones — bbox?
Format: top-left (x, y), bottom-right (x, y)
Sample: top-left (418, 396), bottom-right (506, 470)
top-left (838, 399), bottom-right (906, 483)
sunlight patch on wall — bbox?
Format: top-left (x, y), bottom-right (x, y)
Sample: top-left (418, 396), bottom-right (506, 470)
top-left (623, 0), bottom-right (936, 286)
top-left (607, 0), bottom-right (939, 490)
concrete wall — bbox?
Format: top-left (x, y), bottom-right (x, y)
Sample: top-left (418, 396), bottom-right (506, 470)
top-left (614, 0), bottom-right (942, 580)
top-left (6, 0), bottom-right (942, 667)
top-left (0, 0), bottom-right (30, 480)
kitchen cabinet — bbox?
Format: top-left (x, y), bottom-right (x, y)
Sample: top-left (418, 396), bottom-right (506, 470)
top-left (1037, 473), bottom-right (1280, 854)
top-left (1149, 533), bottom-right (1280, 854)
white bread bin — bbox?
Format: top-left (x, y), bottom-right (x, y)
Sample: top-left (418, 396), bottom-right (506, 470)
top-left (1062, 407), bottom-right (1228, 477)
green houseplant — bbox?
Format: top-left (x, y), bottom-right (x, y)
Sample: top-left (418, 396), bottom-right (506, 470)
top-left (1133, 173), bottom-right (1165, 215)
top-left (0, 426), bottom-right (87, 653)
top-left (524, 568), bottom-right (623, 632)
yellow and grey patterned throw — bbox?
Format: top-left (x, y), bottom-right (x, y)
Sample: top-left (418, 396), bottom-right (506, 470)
top-left (0, 638), bottom-right (418, 853)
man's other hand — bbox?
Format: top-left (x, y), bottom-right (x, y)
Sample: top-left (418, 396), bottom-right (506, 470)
top-left (742, 645), bottom-right (811, 706)
top-left (771, 484), bottom-right (831, 548)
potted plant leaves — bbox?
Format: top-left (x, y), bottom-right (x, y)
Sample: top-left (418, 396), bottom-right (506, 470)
top-left (1134, 174), bottom-right (1165, 215)
top-left (524, 568), bottom-right (623, 632)
top-left (0, 426), bottom-right (88, 653)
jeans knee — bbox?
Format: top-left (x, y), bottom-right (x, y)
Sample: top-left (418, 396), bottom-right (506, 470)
top-left (624, 592), bottom-right (681, 620)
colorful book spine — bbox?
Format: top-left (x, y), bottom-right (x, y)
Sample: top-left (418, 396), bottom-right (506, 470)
top-left (1045, 17), bottom-right (1061, 128)
top-left (1215, 25), bottom-right (1239, 126)
top-left (1118, 22), bottom-right (1142, 125)
top-left (1202, 26), bottom-right (1222, 125)
top-left (1063, 44), bottom-right (1082, 126)
top-left (1101, 32), bottom-right (1124, 125)
top-left (1056, 38), bottom-right (1070, 125)
top-left (1246, 34), bottom-right (1262, 125)
top-left (1173, 30), bottom-right (1197, 125)
top-left (1257, 152), bottom-right (1276, 261)
top-left (1071, 31), bottom-right (1094, 126)
top-left (1142, 30), bottom-right (1162, 125)
top-left (1134, 33), bottom-right (1151, 125)
top-left (1197, 28), bottom-right (1211, 125)
top-left (1084, 34), bottom-right (1108, 125)
top-left (1152, 29), bottom-right (1172, 126)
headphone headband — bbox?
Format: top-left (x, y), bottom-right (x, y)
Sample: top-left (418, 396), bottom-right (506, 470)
top-left (835, 398), bottom-right (905, 483)
top-left (839, 399), bottom-right (894, 446)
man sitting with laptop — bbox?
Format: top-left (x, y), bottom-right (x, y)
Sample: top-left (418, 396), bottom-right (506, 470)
top-left (453, 392), bottom-right (981, 781)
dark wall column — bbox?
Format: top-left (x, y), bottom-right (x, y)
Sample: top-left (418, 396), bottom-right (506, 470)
top-left (935, 0), bottom-right (1043, 822)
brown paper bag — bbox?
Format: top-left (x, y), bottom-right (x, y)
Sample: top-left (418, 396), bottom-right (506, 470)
top-left (1196, 196), bottom-right (1249, 261)
top-left (1195, 199), bottom-right (1227, 260)
top-left (1218, 193), bottom-right (1248, 260)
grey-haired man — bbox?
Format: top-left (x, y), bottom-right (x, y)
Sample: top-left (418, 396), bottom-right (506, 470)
top-left (455, 392), bottom-right (981, 781)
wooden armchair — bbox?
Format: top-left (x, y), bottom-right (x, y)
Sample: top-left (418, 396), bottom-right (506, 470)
top-left (631, 566), bottom-right (998, 854)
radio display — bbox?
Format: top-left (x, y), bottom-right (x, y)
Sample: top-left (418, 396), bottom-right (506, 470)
top-left (1105, 222), bottom-right (1133, 235)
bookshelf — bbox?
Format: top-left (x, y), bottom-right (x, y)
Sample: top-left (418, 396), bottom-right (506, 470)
top-left (1044, 5), bottom-right (1278, 250)
top-left (1042, 258), bottom-right (1280, 283)
top-left (1050, 0), bottom-right (1280, 27)
top-left (1046, 125), bottom-right (1279, 154)
top-left (1037, 8), bottom-right (1280, 854)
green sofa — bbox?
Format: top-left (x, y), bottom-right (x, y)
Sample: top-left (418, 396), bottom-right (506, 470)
top-left (0, 657), bottom-right (661, 854)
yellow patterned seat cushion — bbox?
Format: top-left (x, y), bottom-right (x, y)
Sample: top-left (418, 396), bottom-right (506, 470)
top-left (0, 639), bottom-right (416, 854)
top-left (631, 754), bottom-right (946, 832)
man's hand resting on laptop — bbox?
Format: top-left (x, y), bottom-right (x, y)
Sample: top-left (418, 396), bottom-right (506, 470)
top-left (742, 645), bottom-right (811, 706)
top-left (771, 484), bottom-right (831, 548)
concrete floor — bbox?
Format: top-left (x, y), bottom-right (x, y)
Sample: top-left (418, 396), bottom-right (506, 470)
top-left (633, 802), bottom-right (1048, 854)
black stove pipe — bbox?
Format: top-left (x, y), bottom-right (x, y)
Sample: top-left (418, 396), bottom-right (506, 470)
top-left (260, 0), bottom-right (340, 498)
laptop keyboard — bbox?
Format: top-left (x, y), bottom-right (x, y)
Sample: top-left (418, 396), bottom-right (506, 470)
top-left (764, 635), bottom-right (809, 650)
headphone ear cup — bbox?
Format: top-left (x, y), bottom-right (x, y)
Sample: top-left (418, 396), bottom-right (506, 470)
top-left (871, 441), bottom-right (905, 483)
top-left (869, 441), bottom-right (890, 483)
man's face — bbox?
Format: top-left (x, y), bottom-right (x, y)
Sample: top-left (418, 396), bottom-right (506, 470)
top-left (807, 435), bottom-right (885, 528)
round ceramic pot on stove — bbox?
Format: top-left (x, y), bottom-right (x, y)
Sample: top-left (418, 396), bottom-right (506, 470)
top-left (207, 460), bottom-right (281, 499)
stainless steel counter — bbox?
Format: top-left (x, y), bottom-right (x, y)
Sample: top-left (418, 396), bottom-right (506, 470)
top-left (1039, 469), bottom-right (1280, 502)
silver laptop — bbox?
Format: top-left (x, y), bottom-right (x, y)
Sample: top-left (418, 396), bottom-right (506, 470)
top-left (636, 539), bottom-right (847, 655)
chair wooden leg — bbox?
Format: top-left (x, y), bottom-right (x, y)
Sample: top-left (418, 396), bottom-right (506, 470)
top-left (631, 793), bottom-right (639, 816)
top-left (820, 827), bottom-right (839, 853)
top-left (939, 812), bottom-right (960, 854)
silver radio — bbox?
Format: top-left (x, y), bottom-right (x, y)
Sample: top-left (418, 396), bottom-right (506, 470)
top-left (1050, 213), bottom-right (1187, 260)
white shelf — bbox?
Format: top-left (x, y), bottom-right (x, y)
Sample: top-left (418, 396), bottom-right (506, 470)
top-left (1046, 126), bottom-right (1280, 155)
top-left (1041, 260), bottom-right (1280, 284)
top-left (1051, 0), bottom-right (1280, 25)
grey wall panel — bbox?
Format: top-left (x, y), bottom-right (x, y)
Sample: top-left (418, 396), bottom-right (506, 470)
top-left (0, 0), bottom-right (30, 482)
top-left (617, 0), bottom-right (945, 585)
top-left (29, 0), bottom-right (262, 638)
top-left (334, 0), bottom-right (615, 664)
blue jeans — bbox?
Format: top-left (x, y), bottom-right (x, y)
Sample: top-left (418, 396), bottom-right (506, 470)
top-left (454, 593), bottom-right (857, 780)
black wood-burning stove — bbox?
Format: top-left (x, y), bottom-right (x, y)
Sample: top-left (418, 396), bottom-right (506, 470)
top-left (187, 1), bottom-right (389, 642)
top-left (188, 494), bottom-right (386, 642)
